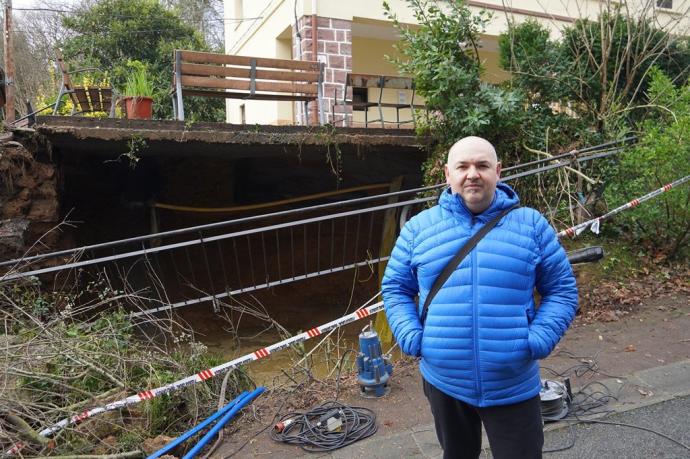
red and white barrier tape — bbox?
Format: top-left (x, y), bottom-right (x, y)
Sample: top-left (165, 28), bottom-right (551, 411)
top-left (10, 175), bottom-right (688, 455)
top-left (4, 301), bottom-right (384, 455)
top-left (557, 175), bottom-right (690, 238)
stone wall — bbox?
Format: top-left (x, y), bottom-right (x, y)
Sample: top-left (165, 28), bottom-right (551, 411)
top-left (0, 136), bottom-right (60, 259)
top-left (293, 15), bottom-right (353, 126)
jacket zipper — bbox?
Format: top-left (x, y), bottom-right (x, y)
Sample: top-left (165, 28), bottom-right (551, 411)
top-left (471, 228), bottom-right (483, 404)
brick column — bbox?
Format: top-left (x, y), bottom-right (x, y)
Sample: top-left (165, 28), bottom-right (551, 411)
top-left (293, 16), bottom-right (352, 126)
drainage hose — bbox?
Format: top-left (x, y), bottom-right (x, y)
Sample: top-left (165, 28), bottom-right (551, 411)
top-left (147, 391), bottom-right (250, 459)
top-left (182, 386), bottom-right (266, 459)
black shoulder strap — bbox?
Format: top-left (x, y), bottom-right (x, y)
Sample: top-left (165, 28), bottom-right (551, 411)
top-left (420, 204), bottom-right (519, 326)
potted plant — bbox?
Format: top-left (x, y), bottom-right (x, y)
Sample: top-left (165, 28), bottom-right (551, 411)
top-left (122, 65), bottom-right (155, 120)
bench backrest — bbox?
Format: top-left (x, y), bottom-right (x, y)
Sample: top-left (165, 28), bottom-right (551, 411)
top-left (174, 50), bottom-right (324, 101)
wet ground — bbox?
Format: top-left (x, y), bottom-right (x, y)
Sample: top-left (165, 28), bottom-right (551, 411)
top-left (210, 291), bottom-right (689, 458)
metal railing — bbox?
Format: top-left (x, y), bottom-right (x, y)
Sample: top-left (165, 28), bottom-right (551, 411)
top-left (0, 137), bottom-right (633, 316)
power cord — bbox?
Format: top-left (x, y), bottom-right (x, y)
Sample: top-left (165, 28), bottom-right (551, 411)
top-left (542, 356), bottom-right (690, 454)
top-left (270, 400), bottom-right (377, 452)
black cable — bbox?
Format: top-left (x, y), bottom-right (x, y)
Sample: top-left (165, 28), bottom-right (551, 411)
top-left (542, 372), bottom-right (690, 454)
top-left (574, 418), bottom-right (690, 452)
top-left (543, 423), bottom-right (576, 454)
top-left (270, 401), bottom-right (377, 452)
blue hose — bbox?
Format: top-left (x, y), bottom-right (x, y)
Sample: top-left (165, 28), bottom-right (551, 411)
top-left (182, 386), bottom-right (266, 459)
top-left (147, 390), bottom-right (250, 459)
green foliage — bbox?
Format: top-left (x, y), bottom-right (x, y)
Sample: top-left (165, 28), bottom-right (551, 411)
top-left (123, 61), bottom-right (155, 97)
top-left (604, 69), bottom-right (690, 258)
top-left (384, 0), bottom-right (524, 184)
top-left (499, 12), bottom-right (690, 136)
top-left (60, 0), bottom-right (223, 121)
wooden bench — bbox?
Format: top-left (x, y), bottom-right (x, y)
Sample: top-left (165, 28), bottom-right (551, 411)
top-left (171, 50), bottom-right (325, 124)
top-left (334, 73), bottom-right (426, 128)
top-left (53, 49), bottom-right (116, 117)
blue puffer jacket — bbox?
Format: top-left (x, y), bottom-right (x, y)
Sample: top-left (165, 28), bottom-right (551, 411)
top-left (382, 183), bottom-right (578, 407)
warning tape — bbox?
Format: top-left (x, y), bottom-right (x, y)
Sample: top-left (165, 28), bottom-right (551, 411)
top-left (9, 175), bottom-right (688, 455)
top-left (4, 301), bottom-right (384, 455)
top-left (557, 175), bottom-right (690, 238)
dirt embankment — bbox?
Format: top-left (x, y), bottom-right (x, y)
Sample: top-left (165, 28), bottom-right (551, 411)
top-left (0, 131), bottom-right (60, 260)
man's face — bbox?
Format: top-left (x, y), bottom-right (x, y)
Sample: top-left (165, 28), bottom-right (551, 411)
top-left (444, 140), bottom-right (501, 214)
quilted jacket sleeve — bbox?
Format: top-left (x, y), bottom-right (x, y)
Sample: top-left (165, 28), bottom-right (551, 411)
top-left (381, 223), bottom-right (423, 357)
top-left (528, 214), bottom-right (579, 360)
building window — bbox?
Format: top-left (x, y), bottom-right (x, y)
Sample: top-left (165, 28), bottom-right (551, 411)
top-left (656, 0), bottom-right (673, 9)
top-left (353, 87), bottom-right (368, 104)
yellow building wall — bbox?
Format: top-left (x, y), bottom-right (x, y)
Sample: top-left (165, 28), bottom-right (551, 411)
top-left (224, 0), bottom-right (297, 125)
top-left (223, 0), bottom-right (689, 125)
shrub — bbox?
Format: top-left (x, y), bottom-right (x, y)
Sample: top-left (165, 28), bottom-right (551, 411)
top-left (604, 68), bottom-right (690, 258)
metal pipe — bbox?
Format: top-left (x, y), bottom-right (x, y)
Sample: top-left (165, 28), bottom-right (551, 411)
top-left (310, 0), bottom-right (318, 125)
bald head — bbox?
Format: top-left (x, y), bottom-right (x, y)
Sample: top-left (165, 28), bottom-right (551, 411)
top-left (447, 136), bottom-right (498, 166)
top-left (444, 136), bottom-right (502, 214)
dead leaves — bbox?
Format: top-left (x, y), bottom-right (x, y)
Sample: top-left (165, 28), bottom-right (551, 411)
top-left (578, 262), bottom-right (690, 321)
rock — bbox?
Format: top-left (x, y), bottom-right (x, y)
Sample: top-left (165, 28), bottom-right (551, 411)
top-left (28, 199), bottom-right (59, 222)
top-left (35, 181), bottom-right (58, 199)
top-left (0, 218), bottom-right (29, 259)
top-left (2, 200), bottom-right (30, 218)
top-left (33, 162), bottom-right (55, 180)
top-left (15, 172), bottom-right (37, 189)
top-left (142, 435), bottom-right (176, 455)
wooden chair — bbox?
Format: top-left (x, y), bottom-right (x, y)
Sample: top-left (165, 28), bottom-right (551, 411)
top-left (171, 50), bottom-right (325, 124)
top-left (53, 49), bottom-right (117, 117)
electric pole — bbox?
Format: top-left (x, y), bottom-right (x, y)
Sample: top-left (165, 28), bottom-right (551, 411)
top-left (3, 0), bottom-right (14, 123)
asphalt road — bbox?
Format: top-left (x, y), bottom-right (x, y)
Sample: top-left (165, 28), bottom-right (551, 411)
top-left (542, 395), bottom-right (690, 459)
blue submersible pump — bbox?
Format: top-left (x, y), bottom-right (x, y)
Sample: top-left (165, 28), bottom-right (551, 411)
top-left (356, 323), bottom-right (393, 398)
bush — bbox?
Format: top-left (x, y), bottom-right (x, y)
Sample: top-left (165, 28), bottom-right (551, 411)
top-left (384, 0), bottom-right (524, 184)
top-left (604, 68), bottom-right (690, 258)
top-left (0, 280), bottom-right (252, 454)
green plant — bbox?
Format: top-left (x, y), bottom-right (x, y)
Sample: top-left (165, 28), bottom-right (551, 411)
top-left (61, 0), bottom-right (224, 121)
top-left (123, 61), bottom-right (155, 98)
top-left (604, 68), bottom-right (690, 259)
top-left (498, 8), bottom-right (690, 137)
top-left (384, 0), bottom-right (525, 184)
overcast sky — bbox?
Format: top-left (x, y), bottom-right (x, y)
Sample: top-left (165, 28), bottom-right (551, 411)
top-left (11, 0), bottom-right (77, 10)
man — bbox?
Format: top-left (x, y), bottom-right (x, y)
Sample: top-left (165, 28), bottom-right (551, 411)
top-left (382, 136), bottom-right (578, 459)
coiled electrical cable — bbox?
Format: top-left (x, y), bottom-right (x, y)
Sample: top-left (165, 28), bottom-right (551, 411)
top-left (269, 401), bottom-right (377, 452)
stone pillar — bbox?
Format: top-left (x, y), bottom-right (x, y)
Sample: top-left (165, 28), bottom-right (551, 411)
top-left (293, 16), bottom-right (352, 126)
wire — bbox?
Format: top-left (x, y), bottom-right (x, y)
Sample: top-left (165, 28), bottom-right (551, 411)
top-left (574, 418), bottom-right (690, 452)
top-left (13, 7), bottom-right (263, 23)
top-left (540, 370), bottom-right (690, 454)
top-left (269, 401), bottom-right (377, 452)
top-left (543, 423), bottom-right (576, 453)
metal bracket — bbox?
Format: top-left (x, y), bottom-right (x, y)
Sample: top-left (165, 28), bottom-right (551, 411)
top-left (249, 58), bottom-right (257, 97)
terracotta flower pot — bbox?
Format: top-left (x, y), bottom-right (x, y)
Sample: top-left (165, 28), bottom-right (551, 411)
top-left (123, 96), bottom-right (153, 120)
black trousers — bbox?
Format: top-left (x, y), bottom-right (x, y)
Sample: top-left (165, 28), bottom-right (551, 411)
top-left (423, 378), bottom-right (544, 459)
